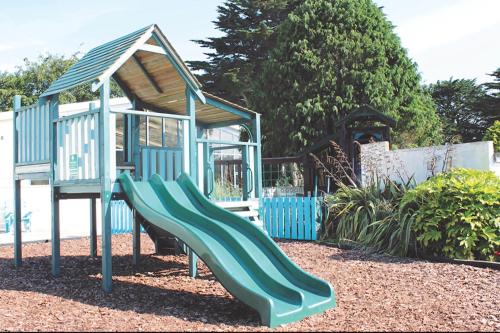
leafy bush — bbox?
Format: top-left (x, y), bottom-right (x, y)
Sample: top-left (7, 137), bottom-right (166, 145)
top-left (400, 168), bottom-right (500, 261)
top-left (483, 120), bottom-right (500, 151)
top-left (323, 177), bottom-right (415, 256)
top-left (212, 179), bottom-right (242, 200)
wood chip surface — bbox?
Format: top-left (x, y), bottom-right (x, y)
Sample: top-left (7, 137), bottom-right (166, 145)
top-left (0, 235), bottom-right (498, 331)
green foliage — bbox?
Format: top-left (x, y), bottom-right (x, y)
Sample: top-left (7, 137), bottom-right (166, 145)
top-left (212, 179), bottom-right (242, 199)
top-left (0, 53), bottom-right (122, 111)
top-left (324, 177), bottom-right (415, 256)
top-left (187, 0), bottom-right (297, 104)
top-left (401, 168), bottom-right (500, 261)
top-left (253, 0), bottom-right (443, 156)
top-left (483, 120), bottom-right (500, 151)
top-left (427, 78), bottom-right (496, 143)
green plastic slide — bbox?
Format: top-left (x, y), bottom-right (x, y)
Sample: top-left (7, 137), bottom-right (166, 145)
top-left (118, 172), bottom-right (336, 327)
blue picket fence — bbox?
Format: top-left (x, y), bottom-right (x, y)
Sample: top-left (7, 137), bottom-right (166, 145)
top-left (110, 200), bottom-right (135, 234)
top-left (261, 196), bottom-right (320, 241)
top-left (110, 196), bottom-right (323, 241)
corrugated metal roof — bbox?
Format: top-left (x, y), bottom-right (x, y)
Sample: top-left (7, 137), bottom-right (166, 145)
top-left (41, 25), bottom-right (154, 97)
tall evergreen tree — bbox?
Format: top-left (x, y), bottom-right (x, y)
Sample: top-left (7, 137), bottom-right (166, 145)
top-left (252, 0), bottom-right (443, 156)
top-left (428, 78), bottom-right (493, 142)
top-left (187, 0), bottom-right (296, 105)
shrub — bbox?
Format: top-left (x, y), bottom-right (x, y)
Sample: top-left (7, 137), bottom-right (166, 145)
top-left (212, 179), bottom-right (242, 199)
top-left (401, 168), bottom-right (500, 261)
top-left (323, 177), bottom-right (415, 256)
top-left (483, 120), bottom-right (500, 151)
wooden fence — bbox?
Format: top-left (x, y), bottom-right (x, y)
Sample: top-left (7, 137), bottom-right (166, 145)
top-left (262, 196), bottom-right (320, 241)
top-left (110, 196), bottom-right (322, 241)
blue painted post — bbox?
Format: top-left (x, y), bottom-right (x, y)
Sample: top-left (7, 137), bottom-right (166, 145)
top-left (185, 87), bottom-right (197, 180)
top-left (99, 79), bottom-right (112, 292)
top-left (89, 102), bottom-right (97, 258)
top-left (132, 208), bottom-right (140, 265)
top-left (242, 145), bottom-right (250, 201)
top-left (251, 114), bottom-right (262, 199)
top-left (131, 99), bottom-right (141, 179)
top-left (185, 87), bottom-right (198, 275)
top-left (12, 95), bottom-right (22, 267)
top-left (311, 197), bottom-right (317, 241)
top-left (49, 95), bottom-right (60, 276)
top-left (188, 247), bottom-right (197, 278)
top-left (90, 198), bottom-right (97, 257)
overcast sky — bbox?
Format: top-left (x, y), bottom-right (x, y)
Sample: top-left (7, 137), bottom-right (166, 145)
top-left (1, 0), bottom-right (499, 84)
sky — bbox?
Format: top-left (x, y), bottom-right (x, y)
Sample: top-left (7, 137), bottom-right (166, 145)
top-left (0, 0), bottom-right (499, 84)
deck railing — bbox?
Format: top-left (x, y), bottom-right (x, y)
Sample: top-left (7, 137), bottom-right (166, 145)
top-left (15, 102), bottom-right (50, 165)
top-left (55, 109), bottom-right (100, 182)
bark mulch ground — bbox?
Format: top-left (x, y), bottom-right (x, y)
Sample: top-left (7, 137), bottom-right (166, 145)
top-left (0, 234), bottom-right (498, 331)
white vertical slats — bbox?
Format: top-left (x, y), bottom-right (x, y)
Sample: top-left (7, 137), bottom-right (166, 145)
top-left (15, 103), bottom-right (51, 164)
top-left (53, 111), bottom-right (100, 182)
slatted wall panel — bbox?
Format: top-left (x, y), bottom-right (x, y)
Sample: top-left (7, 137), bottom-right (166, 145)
top-left (141, 146), bottom-right (183, 181)
top-left (15, 102), bottom-right (50, 164)
top-left (55, 110), bottom-right (100, 182)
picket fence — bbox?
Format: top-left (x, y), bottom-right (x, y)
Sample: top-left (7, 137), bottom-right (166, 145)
top-left (261, 196), bottom-right (320, 240)
top-left (110, 196), bottom-right (322, 241)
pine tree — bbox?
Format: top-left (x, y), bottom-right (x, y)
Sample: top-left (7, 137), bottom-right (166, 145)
top-left (187, 0), bottom-right (296, 105)
top-left (252, 0), bottom-right (443, 156)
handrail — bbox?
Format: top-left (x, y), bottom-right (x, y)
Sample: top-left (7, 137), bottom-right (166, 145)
top-left (196, 138), bottom-right (257, 146)
top-left (207, 167), bottom-right (214, 196)
top-left (246, 166), bottom-right (254, 194)
top-left (110, 108), bottom-right (190, 120)
top-left (53, 109), bottom-right (99, 123)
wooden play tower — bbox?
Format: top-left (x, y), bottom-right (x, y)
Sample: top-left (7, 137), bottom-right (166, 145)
top-left (12, 25), bottom-right (262, 292)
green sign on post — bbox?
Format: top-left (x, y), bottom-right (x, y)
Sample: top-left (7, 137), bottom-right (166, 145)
top-left (69, 154), bottom-right (78, 180)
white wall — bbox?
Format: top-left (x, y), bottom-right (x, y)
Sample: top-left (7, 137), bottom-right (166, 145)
top-left (0, 98), bottom-right (130, 244)
top-left (360, 141), bottom-right (500, 186)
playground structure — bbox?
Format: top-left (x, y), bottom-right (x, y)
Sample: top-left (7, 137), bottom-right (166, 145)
top-left (11, 25), bottom-right (335, 327)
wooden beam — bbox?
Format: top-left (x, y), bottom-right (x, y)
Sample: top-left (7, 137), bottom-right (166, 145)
top-left (90, 198), bottom-right (97, 258)
top-left (137, 44), bottom-right (166, 55)
top-left (99, 79), bottom-right (113, 293)
top-left (49, 95), bottom-right (60, 276)
top-left (132, 54), bottom-right (163, 94)
top-left (205, 96), bottom-right (252, 120)
top-left (12, 96), bottom-right (22, 267)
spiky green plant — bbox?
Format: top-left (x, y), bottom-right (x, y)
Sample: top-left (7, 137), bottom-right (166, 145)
top-left (323, 176), bottom-right (416, 256)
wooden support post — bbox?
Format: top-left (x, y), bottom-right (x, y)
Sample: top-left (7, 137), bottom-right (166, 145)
top-left (242, 145), bottom-right (250, 201)
top-left (185, 87), bottom-right (198, 274)
top-left (132, 209), bottom-right (141, 266)
top-left (185, 87), bottom-right (197, 180)
top-left (251, 114), bottom-right (262, 198)
top-left (90, 198), bottom-right (97, 257)
top-left (131, 99), bottom-right (141, 179)
top-left (49, 95), bottom-right (60, 276)
top-left (99, 79), bottom-right (113, 293)
top-left (51, 184), bottom-right (60, 276)
top-left (13, 180), bottom-right (22, 267)
top-left (12, 95), bottom-right (22, 267)
top-left (188, 247), bottom-right (197, 278)
top-left (89, 102), bottom-right (98, 259)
